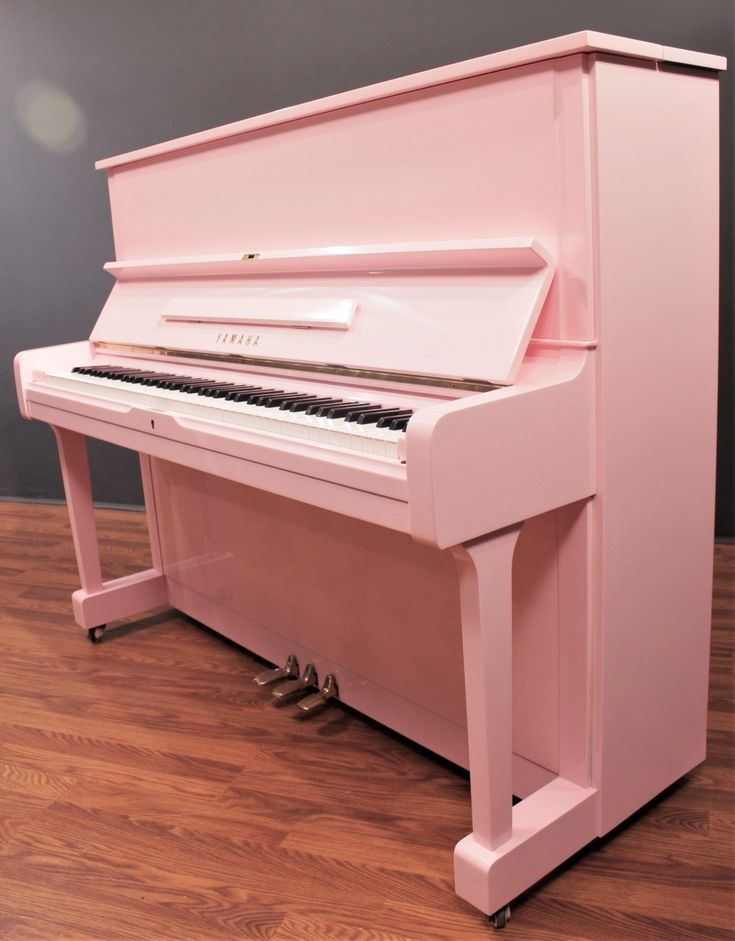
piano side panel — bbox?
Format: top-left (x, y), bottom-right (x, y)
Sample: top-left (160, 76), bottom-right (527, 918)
top-left (590, 56), bottom-right (720, 833)
top-left (150, 459), bottom-right (561, 777)
top-left (102, 56), bottom-right (595, 343)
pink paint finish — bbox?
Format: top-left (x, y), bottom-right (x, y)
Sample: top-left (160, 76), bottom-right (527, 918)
top-left (14, 340), bottom-right (91, 418)
top-left (407, 348), bottom-right (595, 548)
top-left (72, 569), bottom-right (167, 629)
top-left (95, 31), bottom-right (725, 171)
top-left (455, 777), bottom-right (598, 915)
top-left (452, 527), bottom-right (523, 849)
top-left (13, 33), bottom-right (724, 923)
top-left (52, 427), bottom-right (168, 630)
top-left (150, 459), bottom-right (569, 779)
top-left (589, 55), bottom-right (721, 833)
top-left (52, 427), bottom-right (103, 592)
top-left (98, 55), bottom-right (596, 351)
top-left (95, 238), bottom-right (554, 387)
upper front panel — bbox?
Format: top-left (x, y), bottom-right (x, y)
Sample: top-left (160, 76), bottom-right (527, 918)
top-left (106, 60), bottom-right (561, 260)
top-left (96, 54), bottom-right (598, 384)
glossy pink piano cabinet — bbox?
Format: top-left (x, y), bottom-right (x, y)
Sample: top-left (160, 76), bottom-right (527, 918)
top-left (14, 31), bottom-right (724, 928)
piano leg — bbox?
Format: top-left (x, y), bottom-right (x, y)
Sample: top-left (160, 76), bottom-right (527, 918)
top-left (451, 524), bottom-right (598, 920)
top-left (452, 526), bottom-right (521, 851)
top-left (139, 453), bottom-right (164, 572)
top-left (53, 426), bottom-right (104, 595)
top-left (52, 427), bottom-right (169, 634)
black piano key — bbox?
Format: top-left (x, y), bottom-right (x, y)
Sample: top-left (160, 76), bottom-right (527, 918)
top-left (179, 380), bottom-right (230, 393)
top-left (221, 385), bottom-right (270, 400)
top-left (193, 382), bottom-right (235, 395)
top-left (156, 377), bottom-right (197, 389)
top-left (323, 402), bottom-right (370, 419)
top-left (179, 385), bottom-right (211, 393)
top-left (376, 409), bottom-right (413, 428)
top-left (180, 382), bottom-right (228, 393)
top-left (287, 396), bottom-right (337, 412)
top-left (176, 379), bottom-right (216, 391)
top-left (153, 377), bottom-right (197, 389)
top-left (79, 365), bottom-right (130, 375)
top-left (230, 388), bottom-right (283, 403)
top-left (355, 408), bottom-right (405, 425)
top-left (116, 371), bottom-right (160, 382)
top-left (277, 394), bottom-right (320, 410)
top-left (344, 405), bottom-right (384, 422)
top-left (249, 390), bottom-right (291, 405)
top-left (128, 373), bottom-right (172, 384)
top-left (390, 416), bottom-right (412, 431)
top-left (225, 388), bottom-right (263, 402)
top-left (254, 391), bottom-right (302, 406)
top-left (146, 376), bottom-right (196, 387)
top-left (137, 373), bottom-right (185, 385)
top-left (262, 393), bottom-right (314, 408)
top-left (306, 398), bottom-right (348, 415)
top-left (244, 388), bottom-right (286, 404)
top-left (90, 367), bottom-right (146, 377)
top-left (205, 384), bottom-right (261, 398)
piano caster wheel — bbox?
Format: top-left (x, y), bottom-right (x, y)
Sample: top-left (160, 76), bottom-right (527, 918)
top-left (489, 905), bottom-right (511, 930)
top-left (297, 673), bottom-right (338, 714)
top-left (272, 663), bottom-right (318, 702)
top-left (253, 654), bottom-right (300, 686)
top-left (87, 626), bottom-right (106, 644)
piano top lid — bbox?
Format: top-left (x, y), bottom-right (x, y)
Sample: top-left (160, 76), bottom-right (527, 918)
top-left (96, 30), bottom-right (726, 171)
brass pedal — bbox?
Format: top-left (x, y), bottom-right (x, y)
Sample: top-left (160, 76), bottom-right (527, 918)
top-left (272, 663), bottom-right (318, 702)
top-left (297, 673), bottom-right (338, 714)
top-left (253, 654), bottom-right (299, 686)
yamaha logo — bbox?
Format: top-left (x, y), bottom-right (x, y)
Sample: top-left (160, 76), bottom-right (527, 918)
top-left (215, 332), bottom-right (261, 347)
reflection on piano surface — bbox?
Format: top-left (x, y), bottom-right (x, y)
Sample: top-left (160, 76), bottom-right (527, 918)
top-left (14, 31), bottom-right (724, 929)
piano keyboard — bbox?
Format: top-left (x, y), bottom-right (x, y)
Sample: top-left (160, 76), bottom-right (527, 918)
top-left (44, 365), bottom-right (414, 459)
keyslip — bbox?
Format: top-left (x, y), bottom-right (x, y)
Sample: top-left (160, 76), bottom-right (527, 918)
top-left (14, 31), bottom-right (725, 929)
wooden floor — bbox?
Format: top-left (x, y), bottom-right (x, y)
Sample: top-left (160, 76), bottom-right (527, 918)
top-left (0, 501), bottom-right (732, 941)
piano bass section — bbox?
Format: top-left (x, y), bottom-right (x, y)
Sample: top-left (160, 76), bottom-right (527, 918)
top-left (14, 32), bottom-right (724, 929)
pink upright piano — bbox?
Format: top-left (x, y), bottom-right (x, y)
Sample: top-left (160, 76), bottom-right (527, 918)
top-left (14, 31), bottom-right (725, 928)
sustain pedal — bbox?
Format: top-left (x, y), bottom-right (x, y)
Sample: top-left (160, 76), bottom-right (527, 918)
top-left (298, 673), bottom-right (338, 714)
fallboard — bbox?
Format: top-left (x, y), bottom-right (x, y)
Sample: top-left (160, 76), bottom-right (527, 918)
top-left (93, 238), bottom-right (553, 388)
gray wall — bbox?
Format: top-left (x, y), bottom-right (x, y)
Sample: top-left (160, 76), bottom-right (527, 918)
top-left (1, 0), bottom-right (733, 535)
